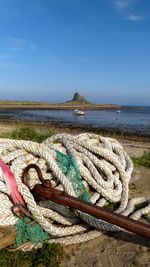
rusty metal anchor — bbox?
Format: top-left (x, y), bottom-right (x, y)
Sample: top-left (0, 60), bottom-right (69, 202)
top-left (22, 164), bottom-right (150, 239)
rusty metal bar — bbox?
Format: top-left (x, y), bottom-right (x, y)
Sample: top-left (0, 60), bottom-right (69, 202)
top-left (22, 164), bottom-right (150, 239)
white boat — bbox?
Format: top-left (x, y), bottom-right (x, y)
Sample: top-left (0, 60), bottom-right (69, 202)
top-left (116, 107), bottom-right (121, 114)
top-left (74, 109), bottom-right (85, 115)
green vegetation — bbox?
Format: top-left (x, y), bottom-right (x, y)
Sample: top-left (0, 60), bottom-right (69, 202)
top-left (0, 126), bottom-right (54, 142)
top-left (132, 152), bottom-right (150, 168)
top-left (0, 243), bottom-right (63, 267)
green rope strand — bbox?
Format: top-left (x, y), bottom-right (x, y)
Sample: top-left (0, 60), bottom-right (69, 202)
top-left (15, 217), bottom-right (50, 247)
top-left (56, 150), bottom-right (90, 202)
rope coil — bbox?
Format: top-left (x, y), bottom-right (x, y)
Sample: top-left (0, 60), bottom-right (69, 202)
top-left (0, 133), bottom-right (149, 251)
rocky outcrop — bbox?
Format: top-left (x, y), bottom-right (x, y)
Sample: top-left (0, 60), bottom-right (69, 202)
top-left (70, 92), bottom-right (89, 103)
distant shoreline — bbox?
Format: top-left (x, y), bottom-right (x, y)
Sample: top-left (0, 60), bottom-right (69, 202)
top-left (0, 104), bottom-right (144, 111)
top-left (0, 104), bottom-right (119, 110)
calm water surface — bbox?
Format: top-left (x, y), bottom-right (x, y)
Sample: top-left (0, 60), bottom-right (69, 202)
top-left (0, 107), bottom-right (150, 135)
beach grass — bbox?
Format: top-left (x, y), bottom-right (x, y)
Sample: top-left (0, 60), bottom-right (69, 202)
top-left (132, 152), bottom-right (150, 168)
top-left (0, 126), bottom-right (54, 142)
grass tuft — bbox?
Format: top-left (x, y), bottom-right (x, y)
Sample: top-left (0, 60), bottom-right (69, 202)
top-left (0, 126), bottom-right (54, 143)
top-left (132, 152), bottom-right (150, 168)
top-left (0, 243), bottom-right (63, 267)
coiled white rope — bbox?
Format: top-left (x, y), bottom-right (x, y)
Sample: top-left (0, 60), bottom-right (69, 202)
top-left (0, 133), bottom-right (149, 251)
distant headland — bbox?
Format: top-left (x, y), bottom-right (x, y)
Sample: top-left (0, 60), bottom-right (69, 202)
top-left (0, 92), bottom-right (120, 110)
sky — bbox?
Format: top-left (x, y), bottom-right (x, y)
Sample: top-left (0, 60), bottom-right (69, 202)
top-left (0, 0), bottom-right (150, 105)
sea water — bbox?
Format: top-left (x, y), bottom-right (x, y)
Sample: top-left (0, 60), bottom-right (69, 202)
top-left (0, 106), bottom-right (150, 135)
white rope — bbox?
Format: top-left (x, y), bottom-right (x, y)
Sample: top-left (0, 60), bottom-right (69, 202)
top-left (0, 133), bottom-right (149, 251)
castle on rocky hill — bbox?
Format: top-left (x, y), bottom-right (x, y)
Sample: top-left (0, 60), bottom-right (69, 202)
top-left (69, 91), bottom-right (90, 103)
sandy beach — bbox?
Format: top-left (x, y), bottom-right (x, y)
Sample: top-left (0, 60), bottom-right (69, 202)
top-left (0, 121), bottom-right (150, 267)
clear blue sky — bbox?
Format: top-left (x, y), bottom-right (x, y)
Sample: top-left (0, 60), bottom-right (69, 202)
top-left (0, 0), bottom-right (150, 105)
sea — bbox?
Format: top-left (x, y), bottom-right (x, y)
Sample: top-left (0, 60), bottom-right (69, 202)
top-left (0, 106), bottom-right (150, 135)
